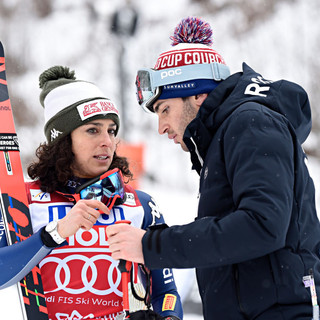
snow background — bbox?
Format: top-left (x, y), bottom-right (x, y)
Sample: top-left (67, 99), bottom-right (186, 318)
top-left (0, 0), bottom-right (320, 318)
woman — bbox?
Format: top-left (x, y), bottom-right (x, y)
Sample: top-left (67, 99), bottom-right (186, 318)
top-left (0, 66), bottom-right (183, 320)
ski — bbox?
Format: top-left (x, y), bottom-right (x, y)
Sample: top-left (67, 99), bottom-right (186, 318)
top-left (0, 41), bottom-right (49, 319)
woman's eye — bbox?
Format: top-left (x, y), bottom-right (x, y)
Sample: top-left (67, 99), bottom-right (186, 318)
top-left (109, 129), bottom-right (116, 135)
top-left (87, 128), bottom-right (97, 134)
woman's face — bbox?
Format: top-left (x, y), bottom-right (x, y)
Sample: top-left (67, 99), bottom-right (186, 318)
top-left (71, 118), bottom-right (117, 178)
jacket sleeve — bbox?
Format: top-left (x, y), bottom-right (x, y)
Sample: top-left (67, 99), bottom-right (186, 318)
top-left (142, 105), bottom-right (295, 269)
top-left (0, 226), bottom-right (53, 289)
top-left (136, 190), bottom-right (183, 319)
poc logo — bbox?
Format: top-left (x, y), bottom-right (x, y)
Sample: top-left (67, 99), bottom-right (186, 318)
top-left (161, 68), bottom-right (182, 79)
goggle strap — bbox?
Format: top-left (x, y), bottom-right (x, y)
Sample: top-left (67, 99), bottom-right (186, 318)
top-left (73, 194), bottom-right (81, 202)
top-left (211, 62), bottom-right (231, 81)
top-left (130, 263), bottom-right (152, 309)
top-left (107, 194), bottom-right (120, 210)
top-left (149, 62), bottom-right (230, 88)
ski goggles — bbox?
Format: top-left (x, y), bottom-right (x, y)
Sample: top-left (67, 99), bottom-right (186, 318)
top-left (135, 62), bottom-right (230, 113)
top-left (76, 168), bottom-right (126, 210)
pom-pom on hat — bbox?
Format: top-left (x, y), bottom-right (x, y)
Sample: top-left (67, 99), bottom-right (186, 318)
top-left (39, 66), bottom-right (120, 144)
top-left (154, 17), bottom-right (227, 100)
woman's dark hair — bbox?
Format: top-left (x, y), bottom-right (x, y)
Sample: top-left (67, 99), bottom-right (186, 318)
top-left (27, 134), bottom-right (133, 193)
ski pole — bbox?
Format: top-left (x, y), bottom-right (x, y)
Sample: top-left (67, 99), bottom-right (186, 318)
top-left (303, 269), bottom-right (319, 320)
top-left (115, 220), bottom-right (132, 319)
top-left (118, 259), bottom-right (132, 318)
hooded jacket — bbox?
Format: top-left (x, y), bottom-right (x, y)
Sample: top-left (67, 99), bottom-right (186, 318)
top-left (142, 63), bottom-right (320, 319)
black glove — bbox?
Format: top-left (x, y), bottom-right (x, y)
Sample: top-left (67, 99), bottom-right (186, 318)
top-left (128, 310), bottom-right (162, 320)
top-left (128, 310), bottom-right (180, 320)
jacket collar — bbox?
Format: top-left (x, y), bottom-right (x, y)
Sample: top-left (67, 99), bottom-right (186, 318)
top-left (183, 70), bottom-right (242, 174)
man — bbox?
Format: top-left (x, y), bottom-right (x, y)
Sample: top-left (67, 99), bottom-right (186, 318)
top-left (107, 16), bottom-right (320, 319)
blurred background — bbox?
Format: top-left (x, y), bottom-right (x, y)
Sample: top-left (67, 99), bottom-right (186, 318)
top-left (1, 0), bottom-right (320, 318)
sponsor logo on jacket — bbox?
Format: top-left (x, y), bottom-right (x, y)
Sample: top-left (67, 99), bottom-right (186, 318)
top-left (30, 189), bottom-right (51, 202)
top-left (245, 75), bottom-right (274, 98)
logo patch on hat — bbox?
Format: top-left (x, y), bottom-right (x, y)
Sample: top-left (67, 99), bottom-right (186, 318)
top-left (50, 128), bottom-right (63, 141)
top-left (77, 99), bottom-right (119, 121)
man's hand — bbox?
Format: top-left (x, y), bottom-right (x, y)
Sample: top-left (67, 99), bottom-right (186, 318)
top-left (106, 223), bottom-right (146, 264)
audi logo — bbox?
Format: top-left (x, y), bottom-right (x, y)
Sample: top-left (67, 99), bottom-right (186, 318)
top-left (40, 254), bottom-right (122, 296)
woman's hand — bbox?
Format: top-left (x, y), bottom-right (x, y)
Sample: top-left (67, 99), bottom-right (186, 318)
top-left (57, 199), bottom-right (109, 239)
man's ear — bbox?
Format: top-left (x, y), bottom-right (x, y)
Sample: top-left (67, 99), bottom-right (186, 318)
top-left (194, 93), bottom-right (208, 108)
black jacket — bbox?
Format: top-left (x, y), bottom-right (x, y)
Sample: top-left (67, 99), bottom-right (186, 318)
top-left (142, 63), bottom-right (320, 319)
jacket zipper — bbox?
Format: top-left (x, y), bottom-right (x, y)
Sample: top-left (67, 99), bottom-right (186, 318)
top-left (233, 264), bottom-right (250, 319)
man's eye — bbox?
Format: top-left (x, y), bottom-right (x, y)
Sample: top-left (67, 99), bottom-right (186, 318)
top-left (162, 106), bottom-right (169, 114)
